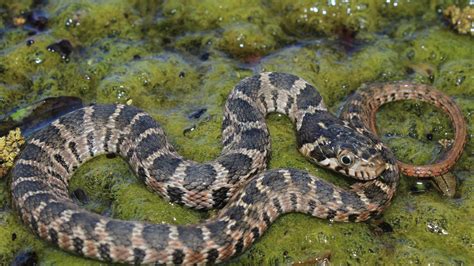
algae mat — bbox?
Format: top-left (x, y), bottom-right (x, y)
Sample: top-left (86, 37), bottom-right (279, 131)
top-left (0, 0), bottom-right (473, 264)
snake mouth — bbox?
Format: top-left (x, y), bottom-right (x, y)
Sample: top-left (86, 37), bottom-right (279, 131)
top-left (352, 158), bottom-right (387, 180)
top-left (355, 163), bottom-right (386, 180)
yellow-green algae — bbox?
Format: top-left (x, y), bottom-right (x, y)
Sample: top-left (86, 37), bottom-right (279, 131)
top-left (443, 5), bottom-right (474, 35)
top-left (0, 128), bottom-right (25, 178)
top-left (0, 0), bottom-right (473, 264)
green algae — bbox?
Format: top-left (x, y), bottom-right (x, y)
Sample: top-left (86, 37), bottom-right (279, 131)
top-left (97, 54), bottom-right (200, 108)
top-left (0, 0), bottom-right (473, 264)
top-left (376, 101), bottom-right (455, 166)
top-left (47, 0), bottom-right (143, 45)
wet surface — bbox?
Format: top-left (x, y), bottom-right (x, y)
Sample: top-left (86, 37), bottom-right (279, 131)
top-left (0, 0), bottom-right (472, 264)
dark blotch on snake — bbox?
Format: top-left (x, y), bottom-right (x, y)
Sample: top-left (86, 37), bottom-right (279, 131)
top-left (31, 124), bottom-right (63, 145)
top-left (91, 105), bottom-right (116, 125)
top-left (212, 187), bottom-right (230, 208)
top-left (64, 212), bottom-right (101, 238)
top-left (104, 129), bottom-right (112, 152)
top-left (134, 248), bottom-right (146, 264)
top-left (151, 155), bottom-right (182, 181)
top-left (251, 227), bottom-right (260, 240)
top-left (234, 128), bottom-right (268, 152)
top-left (226, 205), bottom-right (245, 221)
top-left (183, 164), bottom-right (217, 190)
top-left (326, 210), bottom-right (336, 220)
top-left (30, 216), bottom-right (38, 233)
top-left (296, 83), bottom-right (323, 110)
top-left (262, 171), bottom-right (286, 191)
top-left (130, 115), bottom-right (157, 139)
top-left (73, 237), bottom-right (84, 254)
top-left (269, 72), bottom-right (299, 91)
top-left (19, 141), bottom-right (48, 162)
top-left (12, 180), bottom-right (48, 199)
top-left (217, 153), bottom-right (253, 181)
top-left (58, 109), bottom-right (85, 134)
top-left (348, 214), bottom-right (359, 222)
top-left (172, 249), bottom-right (185, 264)
top-left (99, 243), bottom-right (112, 261)
top-left (234, 75), bottom-right (261, 98)
top-left (135, 133), bottom-right (166, 160)
top-left (363, 184), bottom-right (386, 201)
top-left (241, 181), bottom-right (261, 204)
top-left (290, 193), bottom-right (298, 209)
top-left (137, 167), bottom-right (147, 183)
top-left (226, 98), bottom-right (261, 123)
top-left (263, 212), bottom-right (272, 227)
top-left (106, 221), bottom-right (133, 246)
top-left (314, 180), bottom-right (336, 202)
top-left (11, 162), bottom-right (44, 179)
top-left (167, 186), bottom-right (185, 204)
top-left (114, 105), bottom-right (141, 130)
top-left (234, 237), bottom-right (244, 254)
top-left (142, 224), bottom-right (170, 250)
top-left (178, 227), bottom-right (204, 250)
top-left (207, 248), bottom-right (219, 264)
top-left (23, 193), bottom-right (56, 216)
top-left (272, 198), bottom-right (283, 214)
top-left (53, 153), bottom-right (69, 173)
top-left (308, 200), bottom-right (316, 214)
top-left (86, 132), bottom-right (94, 156)
top-left (207, 220), bottom-right (230, 246)
top-left (68, 141), bottom-right (81, 163)
top-left (48, 228), bottom-right (59, 246)
top-left (289, 170), bottom-right (312, 194)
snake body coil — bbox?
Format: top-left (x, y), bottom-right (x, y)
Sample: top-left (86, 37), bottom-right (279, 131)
top-left (11, 73), bottom-right (400, 264)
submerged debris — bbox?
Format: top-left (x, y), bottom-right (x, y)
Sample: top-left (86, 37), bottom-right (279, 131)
top-left (46, 39), bottom-right (73, 61)
top-left (431, 172), bottom-right (457, 198)
top-left (0, 96), bottom-right (83, 138)
top-left (11, 249), bottom-right (38, 266)
top-left (443, 5), bottom-right (474, 36)
top-left (0, 128), bottom-right (25, 178)
top-left (426, 219), bottom-right (449, 235)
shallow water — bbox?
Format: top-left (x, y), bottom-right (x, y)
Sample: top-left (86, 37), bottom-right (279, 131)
top-left (0, 0), bottom-right (473, 264)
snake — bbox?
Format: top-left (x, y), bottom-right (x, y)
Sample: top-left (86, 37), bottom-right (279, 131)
top-left (9, 72), bottom-right (464, 264)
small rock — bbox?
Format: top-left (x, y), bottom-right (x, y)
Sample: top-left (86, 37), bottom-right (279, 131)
top-left (188, 108), bottom-right (207, 119)
top-left (11, 250), bottom-right (38, 266)
top-left (47, 40), bottom-right (73, 61)
top-left (71, 188), bottom-right (89, 204)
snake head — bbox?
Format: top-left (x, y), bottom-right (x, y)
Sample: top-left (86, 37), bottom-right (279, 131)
top-left (298, 113), bottom-right (386, 180)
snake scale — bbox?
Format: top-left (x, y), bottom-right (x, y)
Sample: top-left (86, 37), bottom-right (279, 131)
top-left (10, 72), bottom-right (464, 264)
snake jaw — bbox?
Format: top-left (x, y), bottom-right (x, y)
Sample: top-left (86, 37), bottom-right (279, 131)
top-left (353, 156), bottom-right (386, 180)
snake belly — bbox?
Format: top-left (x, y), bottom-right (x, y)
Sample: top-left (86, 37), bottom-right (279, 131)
top-left (10, 72), bottom-right (399, 264)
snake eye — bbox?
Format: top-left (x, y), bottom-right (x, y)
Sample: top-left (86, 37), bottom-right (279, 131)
top-left (338, 153), bottom-right (354, 166)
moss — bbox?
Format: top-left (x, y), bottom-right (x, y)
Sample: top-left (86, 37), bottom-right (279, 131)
top-left (0, 34), bottom-right (90, 109)
top-left (96, 54), bottom-right (200, 108)
top-left (402, 27), bottom-right (473, 67)
top-left (218, 23), bottom-right (278, 59)
top-left (376, 101), bottom-right (455, 165)
top-left (435, 59), bottom-right (474, 96)
top-left (156, 0), bottom-right (288, 59)
top-left (159, 0), bottom-right (274, 32)
top-left (46, 0), bottom-right (143, 45)
top-left (271, 0), bottom-right (435, 37)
